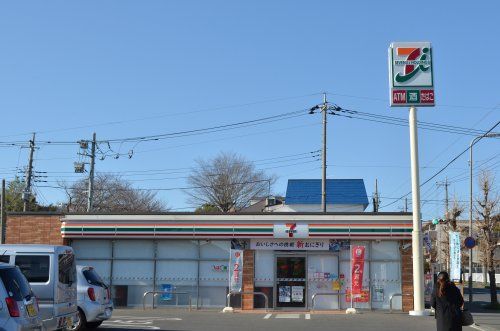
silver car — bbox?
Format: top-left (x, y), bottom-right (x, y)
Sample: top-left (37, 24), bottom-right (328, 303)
top-left (0, 263), bottom-right (43, 331)
top-left (1, 244), bottom-right (78, 331)
top-left (71, 266), bottom-right (112, 330)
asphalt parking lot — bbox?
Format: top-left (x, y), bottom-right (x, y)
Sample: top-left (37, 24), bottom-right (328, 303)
top-left (97, 309), bottom-right (500, 331)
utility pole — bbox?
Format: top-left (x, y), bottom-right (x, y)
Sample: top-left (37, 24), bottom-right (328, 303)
top-left (321, 93), bottom-right (327, 213)
top-left (373, 179), bottom-right (380, 212)
top-left (1, 179), bottom-right (5, 244)
top-left (435, 177), bottom-right (450, 272)
top-left (309, 93), bottom-right (335, 214)
top-left (87, 133), bottom-right (97, 213)
top-left (404, 198), bottom-right (408, 213)
top-left (23, 133), bottom-right (36, 212)
top-left (437, 177), bottom-right (450, 214)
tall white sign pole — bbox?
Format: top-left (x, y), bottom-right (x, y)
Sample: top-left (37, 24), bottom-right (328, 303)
top-left (389, 42), bottom-right (433, 316)
top-left (408, 105), bottom-right (426, 316)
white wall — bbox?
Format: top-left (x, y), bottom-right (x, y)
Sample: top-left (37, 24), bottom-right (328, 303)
top-left (464, 273), bottom-right (500, 284)
top-left (273, 204), bottom-right (366, 213)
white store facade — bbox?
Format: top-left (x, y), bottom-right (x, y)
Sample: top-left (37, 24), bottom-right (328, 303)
top-left (62, 212), bottom-right (413, 311)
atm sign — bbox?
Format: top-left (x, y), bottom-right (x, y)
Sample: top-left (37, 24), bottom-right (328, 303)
top-left (392, 89), bottom-right (434, 106)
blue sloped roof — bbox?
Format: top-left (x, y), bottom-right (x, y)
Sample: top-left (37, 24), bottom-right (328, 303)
top-left (285, 179), bottom-right (369, 206)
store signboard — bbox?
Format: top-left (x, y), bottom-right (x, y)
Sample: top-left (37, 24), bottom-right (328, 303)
top-left (229, 249), bottom-right (243, 292)
top-left (274, 223), bottom-right (309, 238)
top-left (389, 42), bottom-right (434, 107)
top-left (351, 245), bottom-right (366, 295)
top-left (449, 232), bottom-right (461, 282)
top-left (250, 239), bottom-right (329, 250)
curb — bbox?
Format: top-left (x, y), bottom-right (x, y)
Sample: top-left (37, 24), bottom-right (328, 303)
top-left (470, 323), bottom-right (499, 331)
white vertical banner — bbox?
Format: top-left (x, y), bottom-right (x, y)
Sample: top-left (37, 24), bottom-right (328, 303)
top-left (229, 249), bottom-right (243, 293)
top-left (449, 231), bottom-right (461, 282)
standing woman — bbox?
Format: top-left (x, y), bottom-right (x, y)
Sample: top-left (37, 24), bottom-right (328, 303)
top-left (431, 271), bottom-right (464, 331)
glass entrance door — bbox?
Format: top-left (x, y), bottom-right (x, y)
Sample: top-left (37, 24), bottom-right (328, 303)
top-left (276, 256), bottom-right (306, 308)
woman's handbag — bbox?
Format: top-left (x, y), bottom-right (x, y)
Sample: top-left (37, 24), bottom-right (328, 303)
top-left (461, 309), bottom-right (474, 326)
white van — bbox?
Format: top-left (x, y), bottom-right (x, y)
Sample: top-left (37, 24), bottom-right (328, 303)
top-left (0, 245), bottom-right (78, 331)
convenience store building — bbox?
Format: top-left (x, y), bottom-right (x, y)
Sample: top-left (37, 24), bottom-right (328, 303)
top-left (5, 179), bottom-right (415, 311)
top-left (60, 212), bottom-right (414, 311)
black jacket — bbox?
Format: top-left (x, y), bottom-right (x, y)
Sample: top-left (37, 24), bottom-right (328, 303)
top-left (431, 282), bottom-right (464, 331)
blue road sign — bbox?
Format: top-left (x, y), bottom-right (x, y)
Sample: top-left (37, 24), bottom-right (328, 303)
top-left (464, 236), bottom-right (476, 249)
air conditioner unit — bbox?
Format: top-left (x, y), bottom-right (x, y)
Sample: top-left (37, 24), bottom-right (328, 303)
top-left (266, 197), bottom-right (276, 206)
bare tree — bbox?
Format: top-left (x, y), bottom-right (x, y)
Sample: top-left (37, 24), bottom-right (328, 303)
top-left (187, 152), bottom-right (275, 212)
top-left (61, 173), bottom-right (167, 213)
top-left (475, 171), bottom-right (499, 305)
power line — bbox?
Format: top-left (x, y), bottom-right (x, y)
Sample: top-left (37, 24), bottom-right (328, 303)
top-left (333, 108), bottom-right (496, 137)
top-left (381, 120), bottom-right (500, 209)
top-left (383, 104), bottom-right (498, 200)
top-left (0, 92), bottom-right (322, 139)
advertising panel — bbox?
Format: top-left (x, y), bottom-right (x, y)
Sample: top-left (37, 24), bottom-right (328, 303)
top-left (389, 42), bottom-right (434, 107)
top-left (160, 284), bottom-right (173, 301)
top-left (229, 249), bottom-right (243, 293)
top-left (346, 288), bottom-right (370, 303)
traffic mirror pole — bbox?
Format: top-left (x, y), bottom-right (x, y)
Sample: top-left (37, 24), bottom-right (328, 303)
top-left (408, 106), bottom-right (427, 316)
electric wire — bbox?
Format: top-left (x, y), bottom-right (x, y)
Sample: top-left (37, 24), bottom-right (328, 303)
top-left (380, 120), bottom-right (500, 209)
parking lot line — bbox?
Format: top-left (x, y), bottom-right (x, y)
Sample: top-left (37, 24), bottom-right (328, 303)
top-left (263, 313), bottom-right (272, 319)
top-left (305, 313), bottom-right (311, 320)
top-left (275, 314), bottom-right (300, 319)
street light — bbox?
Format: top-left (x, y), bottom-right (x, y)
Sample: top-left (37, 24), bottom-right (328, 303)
top-left (468, 132), bottom-right (500, 303)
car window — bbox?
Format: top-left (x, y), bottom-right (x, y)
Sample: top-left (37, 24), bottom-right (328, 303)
top-left (82, 268), bottom-right (106, 287)
top-left (58, 254), bottom-right (75, 285)
top-left (0, 255), bottom-right (10, 263)
top-left (15, 255), bottom-right (50, 283)
top-left (0, 267), bottom-right (32, 301)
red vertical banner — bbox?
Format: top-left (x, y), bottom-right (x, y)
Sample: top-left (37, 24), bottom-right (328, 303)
top-left (351, 246), bottom-right (365, 295)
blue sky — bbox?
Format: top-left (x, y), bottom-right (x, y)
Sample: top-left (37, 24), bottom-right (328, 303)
top-left (0, 1), bottom-right (498, 219)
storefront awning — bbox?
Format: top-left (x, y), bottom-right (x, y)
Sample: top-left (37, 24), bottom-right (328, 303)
top-left (61, 213), bottom-right (412, 240)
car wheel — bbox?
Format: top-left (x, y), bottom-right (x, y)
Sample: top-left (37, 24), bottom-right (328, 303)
top-left (85, 321), bottom-right (103, 329)
top-left (69, 309), bottom-right (86, 331)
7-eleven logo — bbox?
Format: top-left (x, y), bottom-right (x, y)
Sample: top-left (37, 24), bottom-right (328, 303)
top-left (285, 223), bottom-right (297, 237)
top-left (394, 47), bottom-right (431, 83)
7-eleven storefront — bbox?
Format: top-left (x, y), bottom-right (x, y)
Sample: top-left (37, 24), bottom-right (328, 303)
top-left (61, 213), bottom-right (414, 311)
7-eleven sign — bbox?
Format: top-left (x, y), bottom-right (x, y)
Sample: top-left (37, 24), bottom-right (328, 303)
top-left (389, 42), bottom-right (435, 107)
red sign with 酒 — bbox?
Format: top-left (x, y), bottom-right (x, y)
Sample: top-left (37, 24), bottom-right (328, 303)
top-left (351, 246), bottom-right (365, 295)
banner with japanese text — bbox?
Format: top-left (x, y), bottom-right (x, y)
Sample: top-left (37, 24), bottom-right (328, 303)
top-left (250, 239), bottom-right (329, 250)
top-left (449, 232), bottom-right (461, 282)
top-left (351, 245), bottom-right (365, 295)
top-left (229, 249), bottom-right (243, 293)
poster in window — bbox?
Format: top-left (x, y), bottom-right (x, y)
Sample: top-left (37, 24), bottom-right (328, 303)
top-left (291, 286), bottom-right (304, 302)
top-left (372, 285), bottom-right (384, 302)
top-left (278, 286), bottom-right (291, 303)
